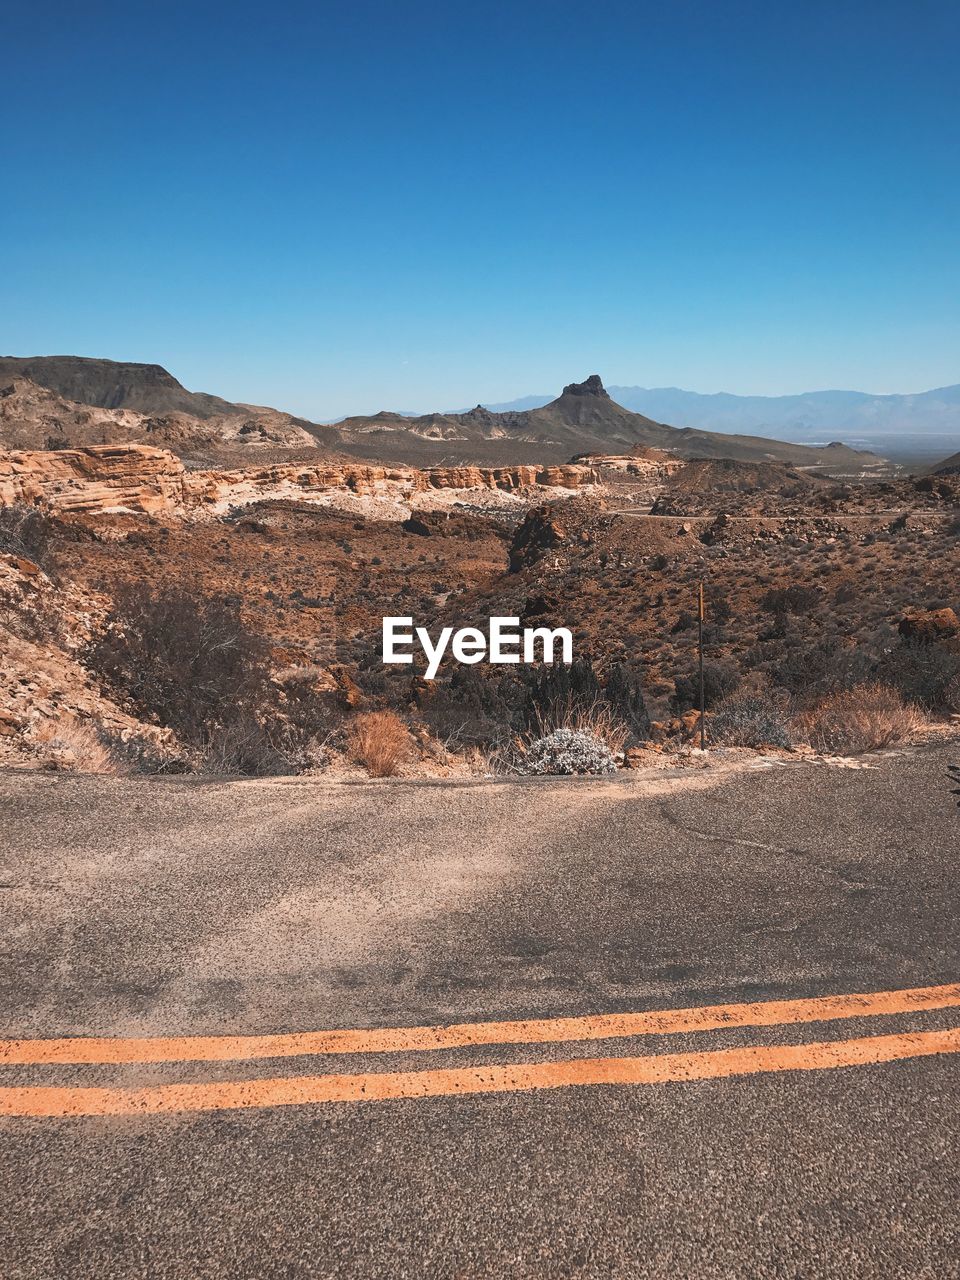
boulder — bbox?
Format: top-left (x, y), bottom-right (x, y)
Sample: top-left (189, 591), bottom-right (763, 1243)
top-left (899, 608), bottom-right (960, 644)
top-left (508, 508), bottom-right (567, 573)
top-left (402, 515), bottom-right (432, 537)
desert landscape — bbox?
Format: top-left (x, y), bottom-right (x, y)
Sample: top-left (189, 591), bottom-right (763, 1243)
top-left (1, 355), bottom-right (960, 783)
top-left (1, 357), bottom-right (958, 782)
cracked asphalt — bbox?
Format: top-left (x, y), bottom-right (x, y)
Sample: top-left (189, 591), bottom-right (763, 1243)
top-left (1, 741), bottom-right (958, 1278)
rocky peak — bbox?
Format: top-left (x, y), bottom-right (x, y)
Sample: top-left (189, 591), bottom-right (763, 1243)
top-left (561, 374), bottom-right (609, 399)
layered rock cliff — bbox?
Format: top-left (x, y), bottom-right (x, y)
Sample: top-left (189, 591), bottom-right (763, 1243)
top-left (0, 444), bottom-right (600, 518)
top-left (0, 445), bottom-right (189, 515)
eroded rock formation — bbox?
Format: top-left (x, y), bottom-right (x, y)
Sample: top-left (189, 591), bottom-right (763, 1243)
top-left (0, 444), bottom-right (600, 518)
top-left (0, 445), bottom-right (189, 515)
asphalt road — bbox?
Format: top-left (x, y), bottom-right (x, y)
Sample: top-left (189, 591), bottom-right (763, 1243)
top-left (1, 743), bottom-right (958, 1278)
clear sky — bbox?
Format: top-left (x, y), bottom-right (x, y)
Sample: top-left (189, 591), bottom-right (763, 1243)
top-left (3, 0), bottom-right (958, 419)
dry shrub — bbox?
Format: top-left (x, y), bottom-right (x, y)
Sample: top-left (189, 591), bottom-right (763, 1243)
top-left (83, 584), bottom-right (269, 746)
top-left (791, 683), bottom-right (924, 755)
top-left (519, 727), bottom-right (617, 776)
top-left (346, 710), bottom-right (411, 777)
top-left (0, 505), bottom-right (58, 573)
top-left (710, 694), bottom-right (792, 748)
top-left (198, 716), bottom-right (299, 777)
top-left (28, 715), bottom-right (121, 774)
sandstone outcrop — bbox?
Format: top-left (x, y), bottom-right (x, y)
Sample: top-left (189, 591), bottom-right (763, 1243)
top-left (0, 444), bottom-right (189, 515)
top-left (572, 452), bottom-right (682, 479)
top-left (0, 445), bottom-right (600, 519)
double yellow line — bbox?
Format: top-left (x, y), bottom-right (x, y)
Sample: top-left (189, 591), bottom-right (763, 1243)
top-left (2, 983), bottom-right (958, 1117)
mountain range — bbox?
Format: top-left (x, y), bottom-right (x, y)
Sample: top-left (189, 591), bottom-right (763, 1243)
top-left (1, 354), bottom-right (947, 474)
top-left (333, 374), bottom-right (882, 471)
top-left (471, 381), bottom-right (960, 459)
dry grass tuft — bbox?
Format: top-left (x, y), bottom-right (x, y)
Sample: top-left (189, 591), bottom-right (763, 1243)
top-left (346, 710), bottom-right (411, 777)
top-left (28, 715), bottom-right (121, 774)
top-left (791, 683), bottom-right (924, 755)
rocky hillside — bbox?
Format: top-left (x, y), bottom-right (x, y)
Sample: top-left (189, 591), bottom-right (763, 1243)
top-left (0, 378), bottom-right (147, 450)
top-left (0, 355), bottom-right (241, 418)
top-left (650, 457), bottom-right (826, 516)
top-left (2, 435), bottom-right (957, 776)
top-left (933, 451), bottom-right (960, 476)
top-left (0, 376), bottom-right (325, 460)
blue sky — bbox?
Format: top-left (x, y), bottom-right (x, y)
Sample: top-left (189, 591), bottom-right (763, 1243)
top-left (3, 1), bottom-right (958, 419)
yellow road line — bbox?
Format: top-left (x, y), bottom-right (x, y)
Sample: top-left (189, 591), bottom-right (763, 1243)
top-left (2, 982), bottom-right (958, 1065)
top-left (2, 1028), bottom-right (957, 1117)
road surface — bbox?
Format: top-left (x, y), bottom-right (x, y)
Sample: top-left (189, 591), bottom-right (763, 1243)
top-left (1, 742), bottom-right (958, 1278)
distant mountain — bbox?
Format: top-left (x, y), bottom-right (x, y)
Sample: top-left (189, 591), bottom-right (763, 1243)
top-left (335, 374), bottom-right (881, 470)
top-left (475, 381), bottom-right (960, 446)
top-left (456, 394), bottom-right (554, 414)
top-left (607, 383), bottom-right (960, 442)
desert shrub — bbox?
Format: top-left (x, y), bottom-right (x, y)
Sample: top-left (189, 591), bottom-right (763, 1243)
top-left (602, 663), bottom-right (651, 739)
top-left (0, 505), bottom-right (57, 572)
top-left (768, 637), bottom-right (875, 701)
top-left (421, 666), bottom-right (516, 747)
top-left (518, 727), bottom-right (616, 776)
top-left (517, 658), bottom-right (650, 741)
top-left (104, 732), bottom-right (190, 775)
top-left (710, 695), bottom-right (792, 749)
top-left (27, 715), bottom-right (121, 774)
top-left (791, 683), bottom-right (923, 755)
top-left (671, 662), bottom-right (740, 714)
top-left (945, 673), bottom-right (960, 714)
top-left (517, 658), bottom-right (602, 727)
top-left (708, 593), bottom-right (734, 625)
top-left (672, 610), bottom-right (696, 632)
top-left (199, 716), bottom-right (299, 777)
top-left (346, 710), bottom-right (411, 777)
top-left (530, 698), bottom-right (629, 755)
top-left (419, 659), bottom-right (648, 750)
top-left (760, 585), bottom-right (820, 617)
top-left (878, 641), bottom-right (960, 713)
top-left (83, 584), bottom-right (270, 744)
top-left (275, 666), bottom-right (345, 744)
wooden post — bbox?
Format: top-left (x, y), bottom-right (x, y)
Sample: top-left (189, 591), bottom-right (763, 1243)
top-left (698, 580), bottom-right (706, 750)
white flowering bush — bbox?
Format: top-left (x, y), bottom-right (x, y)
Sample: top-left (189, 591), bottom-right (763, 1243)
top-left (519, 727), bottom-right (617, 776)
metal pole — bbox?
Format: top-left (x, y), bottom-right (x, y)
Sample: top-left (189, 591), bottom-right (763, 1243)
top-left (698, 580), bottom-right (706, 750)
